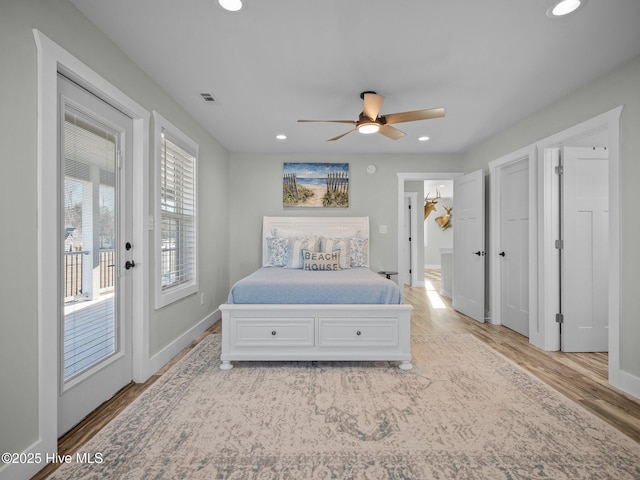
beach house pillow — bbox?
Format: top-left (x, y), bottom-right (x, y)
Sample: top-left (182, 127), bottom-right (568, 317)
top-left (302, 249), bottom-right (341, 271)
top-left (349, 233), bottom-right (368, 267)
top-left (265, 236), bottom-right (289, 267)
top-left (287, 235), bottom-right (319, 269)
top-left (320, 237), bottom-right (350, 269)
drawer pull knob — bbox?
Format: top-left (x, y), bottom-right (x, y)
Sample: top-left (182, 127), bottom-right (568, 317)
top-left (271, 330), bottom-right (277, 336)
top-left (356, 330), bottom-right (362, 336)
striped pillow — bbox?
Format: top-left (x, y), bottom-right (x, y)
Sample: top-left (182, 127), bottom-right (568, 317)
top-left (287, 236), bottom-right (319, 269)
top-left (320, 237), bottom-right (351, 269)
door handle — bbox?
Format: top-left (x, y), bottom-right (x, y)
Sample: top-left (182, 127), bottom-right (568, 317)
top-left (473, 251), bottom-right (486, 256)
top-left (499, 252), bottom-right (506, 257)
top-left (125, 260), bottom-right (136, 270)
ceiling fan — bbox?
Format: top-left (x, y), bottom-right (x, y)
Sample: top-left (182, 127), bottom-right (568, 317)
top-left (298, 91), bottom-right (445, 141)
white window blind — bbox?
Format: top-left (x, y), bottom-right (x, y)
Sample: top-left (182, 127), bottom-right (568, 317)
top-left (154, 112), bottom-right (198, 308)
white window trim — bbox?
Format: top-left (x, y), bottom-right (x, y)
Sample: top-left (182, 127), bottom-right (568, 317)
top-left (153, 111), bottom-right (199, 309)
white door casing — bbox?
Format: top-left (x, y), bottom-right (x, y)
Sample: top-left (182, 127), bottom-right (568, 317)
top-left (402, 194), bottom-right (411, 285)
top-left (453, 169), bottom-right (485, 322)
top-left (561, 147), bottom-right (609, 352)
top-left (32, 30), bottom-right (149, 480)
top-left (402, 193), bottom-right (419, 286)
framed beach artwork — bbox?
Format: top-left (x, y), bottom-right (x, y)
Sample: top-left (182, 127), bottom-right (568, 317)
top-left (283, 162), bottom-right (349, 208)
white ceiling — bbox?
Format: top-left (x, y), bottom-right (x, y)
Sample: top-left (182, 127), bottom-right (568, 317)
top-left (70, 0), bottom-right (640, 155)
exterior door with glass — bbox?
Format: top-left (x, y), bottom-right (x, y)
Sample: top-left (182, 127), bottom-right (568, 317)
top-left (58, 74), bottom-right (134, 435)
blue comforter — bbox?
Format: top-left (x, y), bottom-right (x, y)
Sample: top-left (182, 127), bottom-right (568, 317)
top-left (227, 267), bottom-right (402, 304)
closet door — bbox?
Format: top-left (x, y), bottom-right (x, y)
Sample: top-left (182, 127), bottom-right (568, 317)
top-left (499, 159), bottom-right (529, 337)
top-left (561, 147), bottom-right (609, 352)
top-left (453, 169), bottom-right (485, 322)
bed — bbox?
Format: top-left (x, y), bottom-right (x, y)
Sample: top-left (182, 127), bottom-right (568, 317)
top-left (219, 216), bottom-right (413, 370)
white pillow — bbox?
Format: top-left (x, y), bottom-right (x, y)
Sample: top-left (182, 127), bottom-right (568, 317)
top-left (302, 249), bottom-right (341, 271)
top-left (350, 234), bottom-right (368, 267)
top-left (320, 237), bottom-right (351, 269)
top-left (287, 235), bottom-right (319, 269)
top-left (265, 236), bottom-right (289, 267)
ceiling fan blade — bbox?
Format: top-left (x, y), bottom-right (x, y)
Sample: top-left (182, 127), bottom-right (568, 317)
top-left (363, 93), bottom-right (384, 121)
top-left (298, 119), bottom-right (356, 124)
top-left (383, 107), bottom-right (445, 125)
top-left (378, 124), bottom-right (406, 140)
top-left (327, 129), bottom-right (356, 142)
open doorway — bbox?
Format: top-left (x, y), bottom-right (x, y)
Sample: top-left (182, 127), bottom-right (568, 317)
top-left (397, 173), bottom-right (462, 289)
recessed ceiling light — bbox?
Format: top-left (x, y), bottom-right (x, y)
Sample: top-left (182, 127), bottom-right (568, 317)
top-left (218, 0), bottom-right (243, 12)
top-left (547, 0), bottom-right (583, 17)
top-left (276, 134), bottom-right (287, 140)
top-left (418, 136), bottom-right (430, 141)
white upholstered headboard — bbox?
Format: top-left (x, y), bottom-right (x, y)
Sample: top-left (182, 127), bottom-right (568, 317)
top-left (262, 216), bottom-right (370, 267)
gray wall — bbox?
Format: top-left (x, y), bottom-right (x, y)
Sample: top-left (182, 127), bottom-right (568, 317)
top-left (463, 54), bottom-right (640, 379)
top-left (228, 153), bottom-right (463, 285)
top-left (3, 0), bottom-right (639, 469)
top-left (0, 0), bottom-right (230, 460)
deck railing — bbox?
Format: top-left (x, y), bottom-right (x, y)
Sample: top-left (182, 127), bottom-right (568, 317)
top-left (64, 251), bottom-right (85, 299)
top-left (99, 249), bottom-right (115, 292)
top-left (64, 249), bottom-right (115, 302)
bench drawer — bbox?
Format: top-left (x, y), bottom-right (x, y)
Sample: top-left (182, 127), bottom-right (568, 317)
top-left (232, 318), bottom-right (315, 347)
top-left (318, 318), bottom-right (399, 347)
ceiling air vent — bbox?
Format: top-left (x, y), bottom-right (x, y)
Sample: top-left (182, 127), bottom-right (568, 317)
top-left (200, 93), bottom-right (216, 103)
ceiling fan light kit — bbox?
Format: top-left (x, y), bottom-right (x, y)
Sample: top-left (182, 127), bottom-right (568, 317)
top-left (298, 91), bottom-right (445, 142)
top-left (358, 122), bottom-right (380, 135)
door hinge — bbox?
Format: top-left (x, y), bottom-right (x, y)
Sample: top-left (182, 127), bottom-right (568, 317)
top-left (555, 239), bottom-right (564, 250)
top-left (555, 165), bottom-right (563, 175)
top-left (556, 313), bottom-right (564, 324)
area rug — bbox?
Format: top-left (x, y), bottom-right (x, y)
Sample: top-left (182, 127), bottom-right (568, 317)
top-left (48, 334), bottom-right (640, 479)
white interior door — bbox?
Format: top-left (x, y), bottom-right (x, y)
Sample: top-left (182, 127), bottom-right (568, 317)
top-left (500, 159), bottom-right (529, 336)
top-left (453, 169), bottom-right (485, 322)
top-left (58, 75), bottom-right (134, 435)
top-left (561, 147), bottom-right (609, 352)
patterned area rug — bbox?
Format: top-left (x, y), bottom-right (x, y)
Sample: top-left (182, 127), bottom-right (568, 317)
top-left (48, 334), bottom-right (640, 479)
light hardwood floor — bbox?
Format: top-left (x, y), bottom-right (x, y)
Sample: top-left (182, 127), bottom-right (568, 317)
top-left (32, 270), bottom-right (640, 479)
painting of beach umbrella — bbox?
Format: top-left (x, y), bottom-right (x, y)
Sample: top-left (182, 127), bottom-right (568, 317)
top-left (283, 162), bottom-right (349, 208)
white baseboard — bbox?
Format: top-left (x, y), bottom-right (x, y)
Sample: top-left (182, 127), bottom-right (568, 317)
top-left (440, 288), bottom-right (452, 298)
top-left (611, 369), bottom-right (640, 400)
top-left (144, 309), bottom-right (220, 379)
top-left (425, 264), bottom-right (441, 270)
top-left (0, 436), bottom-right (53, 480)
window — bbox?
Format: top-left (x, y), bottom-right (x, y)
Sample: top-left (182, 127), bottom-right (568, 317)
top-left (153, 112), bottom-right (198, 308)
